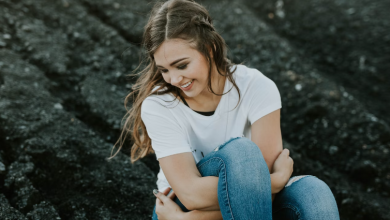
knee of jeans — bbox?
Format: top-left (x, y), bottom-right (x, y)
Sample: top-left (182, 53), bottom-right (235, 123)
top-left (221, 137), bottom-right (263, 153)
top-left (217, 137), bottom-right (267, 166)
top-left (289, 176), bottom-right (339, 219)
top-left (287, 176), bottom-right (336, 204)
top-left (308, 177), bottom-right (335, 198)
top-left (297, 176), bottom-right (330, 192)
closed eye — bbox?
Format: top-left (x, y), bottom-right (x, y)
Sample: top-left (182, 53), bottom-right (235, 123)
top-left (178, 64), bottom-right (188, 70)
top-left (159, 63), bottom-right (188, 74)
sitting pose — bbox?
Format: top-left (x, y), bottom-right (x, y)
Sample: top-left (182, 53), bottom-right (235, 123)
top-left (112, 0), bottom-right (340, 219)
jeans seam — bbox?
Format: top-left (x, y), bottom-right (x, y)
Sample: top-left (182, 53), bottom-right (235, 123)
top-left (285, 175), bottom-right (314, 188)
top-left (273, 203), bottom-right (301, 219)
top-left (197, 137), bottom-right (242, 167)
top-left (215, 136), bottom-right (241, 151)
top-left (198, 157), bottom-right (235, 220)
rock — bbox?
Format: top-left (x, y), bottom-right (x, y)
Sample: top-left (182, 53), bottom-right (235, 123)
top-left (3, 34), bottom-right (12, 39)
top-left (0, 194), bottom-right (27, 220)
top-left (295, 84), bottom-right (302, 91)
top-left (53, 103), bottom-right (63, 110)
top-left (26, 201), bottom-right (60, 220)
top-left (0, 162), bottom-right (5, 173)
top-left (292, 103), bottom-right (329, 120)
top-left (329, 146), bottom-right (338, 155)
top-left (4, 161), bottom-right (42, 213)
top-left (0, 49), bottom-right (155, 219)
top-left (351, 160), bottom-right (378, 183)
top-left (341, 198), bottom-right (354, 205)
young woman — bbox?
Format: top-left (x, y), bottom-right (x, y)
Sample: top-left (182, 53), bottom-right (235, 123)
top-left (111, 0), bottom-right (340, 219)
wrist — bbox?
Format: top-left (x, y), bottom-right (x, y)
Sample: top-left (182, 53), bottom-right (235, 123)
top-left (270, 172), bottom-right (284, 194)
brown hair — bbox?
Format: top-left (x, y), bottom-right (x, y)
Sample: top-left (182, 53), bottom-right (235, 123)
top-left (109, 0), bottom-right (241, 163)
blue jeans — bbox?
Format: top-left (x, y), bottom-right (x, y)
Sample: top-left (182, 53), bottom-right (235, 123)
top-left (152, 137), bottom-right (340, 219)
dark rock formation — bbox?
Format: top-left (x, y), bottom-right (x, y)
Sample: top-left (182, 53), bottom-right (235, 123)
top-left (26, 201), bottom-right (61, 220)
top-left (0, 49), bottom-right (155, 219)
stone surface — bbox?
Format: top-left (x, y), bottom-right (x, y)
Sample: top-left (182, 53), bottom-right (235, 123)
top-left (0, 194), bottom-right (27, 220)
top-left (26, 201), bottom-right (61, 220)
top-left (0, 50), bottom-right (155, 219)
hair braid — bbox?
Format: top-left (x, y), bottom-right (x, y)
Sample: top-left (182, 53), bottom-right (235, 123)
top-left (190, 15), bottom-right (215, 31)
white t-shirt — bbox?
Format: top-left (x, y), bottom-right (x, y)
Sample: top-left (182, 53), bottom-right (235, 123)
top-left (141, 64), bottom-right (282, 191)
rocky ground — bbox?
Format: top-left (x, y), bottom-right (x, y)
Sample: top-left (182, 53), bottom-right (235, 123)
top-left (0, 0), bottom-right (389, 219)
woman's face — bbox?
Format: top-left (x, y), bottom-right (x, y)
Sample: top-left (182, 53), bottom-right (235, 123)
top-left (154, 38), bottom-right (211, 98)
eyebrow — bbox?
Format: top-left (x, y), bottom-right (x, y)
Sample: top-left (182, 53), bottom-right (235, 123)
top-left (156, 57), bottom-right (189, 68)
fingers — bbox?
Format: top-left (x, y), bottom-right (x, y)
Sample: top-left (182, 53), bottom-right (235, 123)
top-left (162, 187), bottom-right (171, 196)
top-left (281, 148), bottom-right (290, 156)
top-left (156, 197), bottom-right (163, 206)
top-left (168, 190), bottom-right (176, 200)
top-left (162, 187), bottom-right (176, 200)
top-left (288, 155), bottom-right (294, 173)
top-left (153, 188), bottom-right (169, 204)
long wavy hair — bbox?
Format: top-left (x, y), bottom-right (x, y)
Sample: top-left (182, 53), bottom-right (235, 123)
top-left (109, 0), bottom-right (241, 163)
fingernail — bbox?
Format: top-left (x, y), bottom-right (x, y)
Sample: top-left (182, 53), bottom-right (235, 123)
top-left (153, 189), bottom-right (159, 195)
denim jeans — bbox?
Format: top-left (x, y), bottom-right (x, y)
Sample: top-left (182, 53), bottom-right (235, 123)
top-left (152, 137), bottom-right (340, 220)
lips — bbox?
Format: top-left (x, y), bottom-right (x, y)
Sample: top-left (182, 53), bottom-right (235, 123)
top-left (180, 79), bottom-right (193, 88)
top-left (180, 79), bottom-right (194, 91)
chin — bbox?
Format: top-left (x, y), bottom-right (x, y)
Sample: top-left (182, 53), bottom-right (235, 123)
top-left (183, 89), bottom-right (199, 98)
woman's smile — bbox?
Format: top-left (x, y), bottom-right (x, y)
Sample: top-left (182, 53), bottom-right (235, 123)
top-left (180, 79), bottom-right (194, 91)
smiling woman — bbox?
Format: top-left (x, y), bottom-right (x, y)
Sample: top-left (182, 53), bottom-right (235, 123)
top-left (154, 38), bottom-right (226, 111)
top-left (108, 0), bottom-right (340, 219)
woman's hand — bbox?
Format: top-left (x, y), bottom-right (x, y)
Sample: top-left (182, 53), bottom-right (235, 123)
top-left (272, 149), bottom-right (294, 188)
top-left (154, 187), bottom-right (185, 220)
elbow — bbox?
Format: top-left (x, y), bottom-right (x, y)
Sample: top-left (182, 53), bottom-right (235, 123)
top-left (177, 181), bottom-right (205, 210)
top-left (177, 190), bottom-right (199, 210)
top-left (182, 201), bottom-right (194, 211)
top-left (171, 175), bottom-right (204, 210)
top-left (174, 186), bottom-right (198, 211)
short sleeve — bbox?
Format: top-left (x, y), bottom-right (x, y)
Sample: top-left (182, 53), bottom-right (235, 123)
top-left (141, 98), bottom-right (192, 160)
top-left (246, 72), bottom-right (282, 125)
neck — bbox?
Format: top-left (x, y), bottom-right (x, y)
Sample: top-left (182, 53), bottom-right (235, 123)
top-left (199, 74), bottom-right (226, 101)
top-left (183, 66), bottom-right (226, 109)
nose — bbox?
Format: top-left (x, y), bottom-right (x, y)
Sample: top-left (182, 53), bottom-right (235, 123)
top-left (170, 72), bottom-right (184, 87)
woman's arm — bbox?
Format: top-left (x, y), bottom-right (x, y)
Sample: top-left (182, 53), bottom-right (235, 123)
top-left (159, 153), bottom-right (220, 211)
top-left (180, 210), bottom-right (223, 220)
top-left (159, 109), bottom-right (290, 211)
top-left (154, 188), bottom-right (223, 220)
top-left (270, 172), bottom-right (285, 194)
top-left (251, 109), bottom-right (292, 194)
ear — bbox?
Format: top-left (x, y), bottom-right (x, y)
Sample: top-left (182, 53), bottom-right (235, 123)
top-left (208, 44), bottom-right (216, 58)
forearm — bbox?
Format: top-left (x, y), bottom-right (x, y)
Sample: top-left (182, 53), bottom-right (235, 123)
top-left (185, 176), bottom-right (220, 211)
top-left (270, 172), bottom-right (285, 194)
top-left (187, 173), bottom-right (283, 211)
top-left (180, 210), bottom-right (223, 220)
